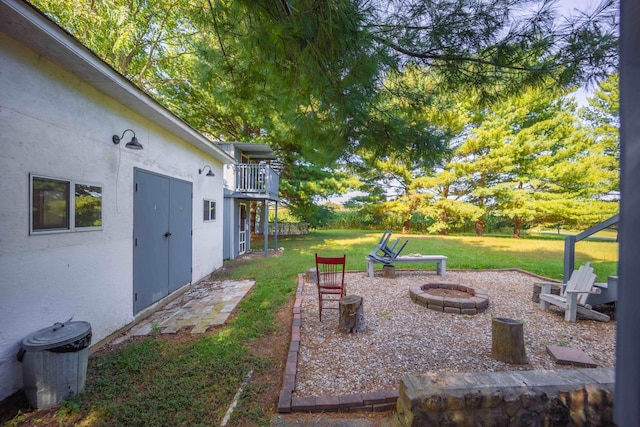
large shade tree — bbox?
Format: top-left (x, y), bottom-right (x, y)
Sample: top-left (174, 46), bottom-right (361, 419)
top-left (197, 0), bottom-right (618, 221)
top-left (196, 0), bottom-right (618, 157)
top-left (347, 66), bottom-right (476, 233)
top-left (579, 72), bottom-right (620, 197)
top-left (427, 81), bottom-right (619, 237)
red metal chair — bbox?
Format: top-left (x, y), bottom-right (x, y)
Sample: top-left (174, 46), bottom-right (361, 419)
top-left (315, 253), bottom-right (347, 321)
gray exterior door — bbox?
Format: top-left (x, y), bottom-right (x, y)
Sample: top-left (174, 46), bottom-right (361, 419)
top-left (168, 178), bottom-right (192, 293)
top-left (133, 169), bottom-right (192, 314)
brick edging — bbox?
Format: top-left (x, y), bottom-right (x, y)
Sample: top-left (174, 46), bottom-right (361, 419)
top-left (277, 273), bottom-right (398, 413)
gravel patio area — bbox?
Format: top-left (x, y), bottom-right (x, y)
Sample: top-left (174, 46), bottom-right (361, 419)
top-left (294, 270), bottom-right (616, 397)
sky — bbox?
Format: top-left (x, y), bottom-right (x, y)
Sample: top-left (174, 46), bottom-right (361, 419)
top-left (555, 0), bottom-right (612, 105)
top-left (556, 0), bottom-right (605, 15)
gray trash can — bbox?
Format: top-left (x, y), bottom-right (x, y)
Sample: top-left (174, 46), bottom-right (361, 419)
top-left (19, 321), bottom-right (92, 408)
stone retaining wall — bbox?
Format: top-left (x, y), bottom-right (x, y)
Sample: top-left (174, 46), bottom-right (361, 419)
top-left (396, 368), bottom-right (615, 427)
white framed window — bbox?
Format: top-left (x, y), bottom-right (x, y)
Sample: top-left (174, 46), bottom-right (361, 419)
top-left (30, 174), bottom-right (103, 234)
top-left (203, 199), bottom-right (216, 221)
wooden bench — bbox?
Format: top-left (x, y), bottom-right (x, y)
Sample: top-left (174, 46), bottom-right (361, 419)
top-left (365, 255), bottom-right (447, 278)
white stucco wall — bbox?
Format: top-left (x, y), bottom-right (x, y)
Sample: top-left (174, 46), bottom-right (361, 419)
top-left (0, 36), bottom-right (224, 400)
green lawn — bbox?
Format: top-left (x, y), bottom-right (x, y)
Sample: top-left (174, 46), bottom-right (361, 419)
top-left (5, 230), bottom-right (618, 426)
top-left (268, 229), bottom-right (618, 281)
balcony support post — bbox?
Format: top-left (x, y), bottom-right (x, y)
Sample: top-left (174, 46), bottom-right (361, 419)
top-left (263, 200), bottom-right (268, 258)
top-left (274, 201), bottom-right (278, 250)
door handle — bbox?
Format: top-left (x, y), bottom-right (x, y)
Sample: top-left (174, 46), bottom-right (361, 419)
top-left (164, 231), bottom-right (172, 238)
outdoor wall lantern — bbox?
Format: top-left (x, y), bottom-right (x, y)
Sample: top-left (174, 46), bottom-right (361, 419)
top-left (112, 129), bottom-right (143, 150)
top-left (199, 165), bottom-right (215, 177)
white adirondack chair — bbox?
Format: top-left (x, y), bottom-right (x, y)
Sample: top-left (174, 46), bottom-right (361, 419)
top-left (539, 262), bottom-right (610, 322)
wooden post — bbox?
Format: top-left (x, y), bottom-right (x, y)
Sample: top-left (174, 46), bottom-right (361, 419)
top-left (339, 295), bottom-right (366, 333)
top-left (491, 317), bottom-right (527, 364)
top-left (531, 282), bottom-right (561, 303)
top-left (306, 268), bottom-right (316, 283)
top-left (382, 265), bottom-right (396, 278)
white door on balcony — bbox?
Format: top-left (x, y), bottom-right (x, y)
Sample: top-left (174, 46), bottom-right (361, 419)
top-left (239, 204), bottom-right (247, 255)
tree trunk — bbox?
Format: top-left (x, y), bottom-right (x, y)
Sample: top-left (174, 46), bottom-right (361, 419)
top-left (402, 218), bottom-right (411, 234)
top-left (476, 196), bottom-right (485, 236)
top-left (475, 216), bottom-right (484, 236)
top-left (339, 295), bottom-right (366, 333)
top-left (513, 216), bottom-right (522, 238)
top-left (491, 318), bottom-right (527, 364)
top-left (439, 211), bottom-right (448, 235)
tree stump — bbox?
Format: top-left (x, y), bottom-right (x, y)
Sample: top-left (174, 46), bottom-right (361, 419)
top-left (306, 268), bottom-right (317, 283)
top-left (382, 265), bottom-right (396, 278)
top-left (491, 317), bottom-right (527, 364)
top-left (339, 295), bottom-right (366, 333)
top-left (531, 282), bottom-right (561, 303)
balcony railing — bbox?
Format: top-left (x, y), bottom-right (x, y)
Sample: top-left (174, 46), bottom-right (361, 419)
top-left (225, 163), bottom-right (279, 199)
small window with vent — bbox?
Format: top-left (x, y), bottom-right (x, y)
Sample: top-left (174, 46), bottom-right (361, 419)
top-left (203, 199), bottom-right (216, 221)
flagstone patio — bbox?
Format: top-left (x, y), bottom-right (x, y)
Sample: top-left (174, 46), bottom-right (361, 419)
top-left (110, 279), bottom-right (255, 345)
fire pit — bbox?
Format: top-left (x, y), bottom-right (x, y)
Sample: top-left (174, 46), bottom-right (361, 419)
top-left (409, 282), bottom-right (489, 315)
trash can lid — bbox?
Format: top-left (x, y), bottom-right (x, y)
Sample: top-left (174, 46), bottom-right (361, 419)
top-left (22, 321), bottom-right (92, 351)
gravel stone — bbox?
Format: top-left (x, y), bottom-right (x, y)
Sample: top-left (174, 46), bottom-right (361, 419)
top-left (295, 270), bottom-right (616, 398)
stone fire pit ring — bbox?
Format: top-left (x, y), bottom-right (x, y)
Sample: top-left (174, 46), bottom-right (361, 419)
top-left (409, 282), bottom-right (489, 315)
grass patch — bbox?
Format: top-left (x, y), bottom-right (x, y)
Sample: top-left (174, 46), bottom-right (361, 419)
top-left (264, 230), bottom-right (617, 281)
top-left (5, 337), bottom-right (262, 426)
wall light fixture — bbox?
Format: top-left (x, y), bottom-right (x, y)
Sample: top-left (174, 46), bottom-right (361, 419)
top-left (199, 165), bottom-right (215, 177)
top-left (112, 129), bottom-right (143, 150)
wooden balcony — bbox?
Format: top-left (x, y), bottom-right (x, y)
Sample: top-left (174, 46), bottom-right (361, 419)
top-left (224, 163), bottom-right (279, 201)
